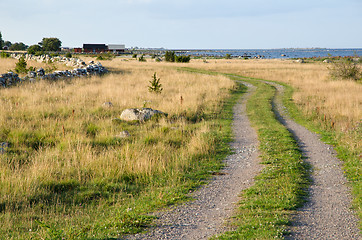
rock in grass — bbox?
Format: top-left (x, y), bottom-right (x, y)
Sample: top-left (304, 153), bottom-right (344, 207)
top-left (0, 142), bottom-right (9, 154)
top-left (102, 102), bottom-right (113, 108)
top-left (115, 131), bottom-right (131, 138)
top-left (120, 108), bottom-right (167, 121)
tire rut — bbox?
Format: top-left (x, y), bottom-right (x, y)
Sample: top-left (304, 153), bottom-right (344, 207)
top-left (265, 81), bottom-right (360, 240)
top-left (122, 82), bottom-right (261, 240)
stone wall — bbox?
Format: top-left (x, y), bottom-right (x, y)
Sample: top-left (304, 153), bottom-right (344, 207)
top-left (1, 54), bottom-right (108, 88)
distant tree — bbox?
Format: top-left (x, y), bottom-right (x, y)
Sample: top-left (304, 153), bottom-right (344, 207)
top-left (27, 44), bottom-right (42, 54)
top-left (39, 37), bottom-right (62, 52)
top-left (0, 31), bottom-right (3, 50)
top-left (9, 42), bottom-right (27, 51)
top-left (165, 51), bottom-right (175, 62)
top-left (4, 41), bottom-right (12, 48)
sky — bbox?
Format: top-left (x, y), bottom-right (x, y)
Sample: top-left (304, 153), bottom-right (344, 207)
top-left (1, 0), bottom-right (361, 49)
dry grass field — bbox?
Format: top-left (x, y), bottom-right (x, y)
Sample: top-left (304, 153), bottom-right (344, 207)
top-left (188, 59), bottom-right (361, 154)
top-left (0, 57), bottom-right (235, 239)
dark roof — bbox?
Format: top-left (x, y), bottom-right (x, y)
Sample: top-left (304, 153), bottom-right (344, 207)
top-left (83, 44), bottom-right (107, 50)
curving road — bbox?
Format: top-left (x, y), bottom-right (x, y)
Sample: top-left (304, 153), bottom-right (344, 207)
top-left (266, 81), bottom-right (360, 240)
top-left (123, 78), bottom-right (360, 240)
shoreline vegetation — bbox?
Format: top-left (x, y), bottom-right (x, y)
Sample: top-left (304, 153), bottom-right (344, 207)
top-left (0, 56), bottom-right (360, 239)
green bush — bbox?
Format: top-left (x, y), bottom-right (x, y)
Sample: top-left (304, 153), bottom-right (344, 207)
top-left (35, 51), bottom-right (44, 56)
top-left (165, 51), bottom-right (175, 62)
top-left (175, 55), bottom-right (191, 63)
top-left (0, 51), bottom-right (10, 58)
top-left (329, 59), bottom-right (361, 81)
top-left (138, 55), bottom-right (146, 62)
top-left (27, 45), bottom-right (42, 55)
top-left (65, 52), bottom-right (72, 58)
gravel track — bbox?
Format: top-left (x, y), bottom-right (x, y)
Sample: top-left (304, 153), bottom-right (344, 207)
top-left (266, 81), bottom-right (360, 240)
top-left (122, 82), bottom-right (261, 240)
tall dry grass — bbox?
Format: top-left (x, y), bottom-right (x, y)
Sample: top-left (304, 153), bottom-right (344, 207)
top-left (0, 58), bottom-right (235, 238)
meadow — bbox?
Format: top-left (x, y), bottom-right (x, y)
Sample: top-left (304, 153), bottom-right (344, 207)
top-left (0, 56), bottom-right (360, 238)
top-left (0, 57), bottom-right (235, 239)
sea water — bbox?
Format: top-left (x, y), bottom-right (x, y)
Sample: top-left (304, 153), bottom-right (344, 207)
top-left (176, 48), bottom-right (362, 59)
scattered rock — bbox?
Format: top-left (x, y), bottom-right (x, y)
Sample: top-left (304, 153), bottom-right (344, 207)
top-left (0, 72), bottom-right (21, 87)
top-left (295, 59), bottom-right (305, 63)
top-left (0, 142), bottom-right (9, 154)
top-left (28, 71), bottom-right (37, 78)
top-left (120, 108), bottom-right (167, 121)
top-left (103, 102), bottom-right (113, 108)
top-left (115, 131), bottom-right (130, 138)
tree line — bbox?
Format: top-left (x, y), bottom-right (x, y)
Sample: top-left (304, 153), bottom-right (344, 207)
top-left (0, 31), bottom-right (61, 53)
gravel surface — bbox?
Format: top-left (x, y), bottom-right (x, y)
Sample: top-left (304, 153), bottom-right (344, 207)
top-left (267, 81), bottom-right (361, 240)
top-left (122, 82), bottom-right (261, 240)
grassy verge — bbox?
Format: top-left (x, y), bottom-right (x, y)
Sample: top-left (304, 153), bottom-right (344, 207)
top-left (182, 69), bottom-right (309, 239)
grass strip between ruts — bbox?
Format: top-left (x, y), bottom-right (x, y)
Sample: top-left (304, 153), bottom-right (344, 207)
top-left (181, 69), bottom-right (310, 239)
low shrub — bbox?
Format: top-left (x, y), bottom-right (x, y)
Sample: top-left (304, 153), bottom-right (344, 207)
top-left (138, 55), bottom-right (146, 62)
top-left (175, 55), bottom-right (191, 63)
top-left (329, 59), bottom-right (361, 81)
top-left (0, 51), bottom-right (10, 58)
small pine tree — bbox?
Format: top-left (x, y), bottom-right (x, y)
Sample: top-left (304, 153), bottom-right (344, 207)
top-left (148, 72), bottom-right (163, 94)
top-left (14, 56), bottom-right (28, 73)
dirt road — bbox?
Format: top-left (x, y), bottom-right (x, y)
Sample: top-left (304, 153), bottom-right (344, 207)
top-left (267, 81), bottom-right (360, 240)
